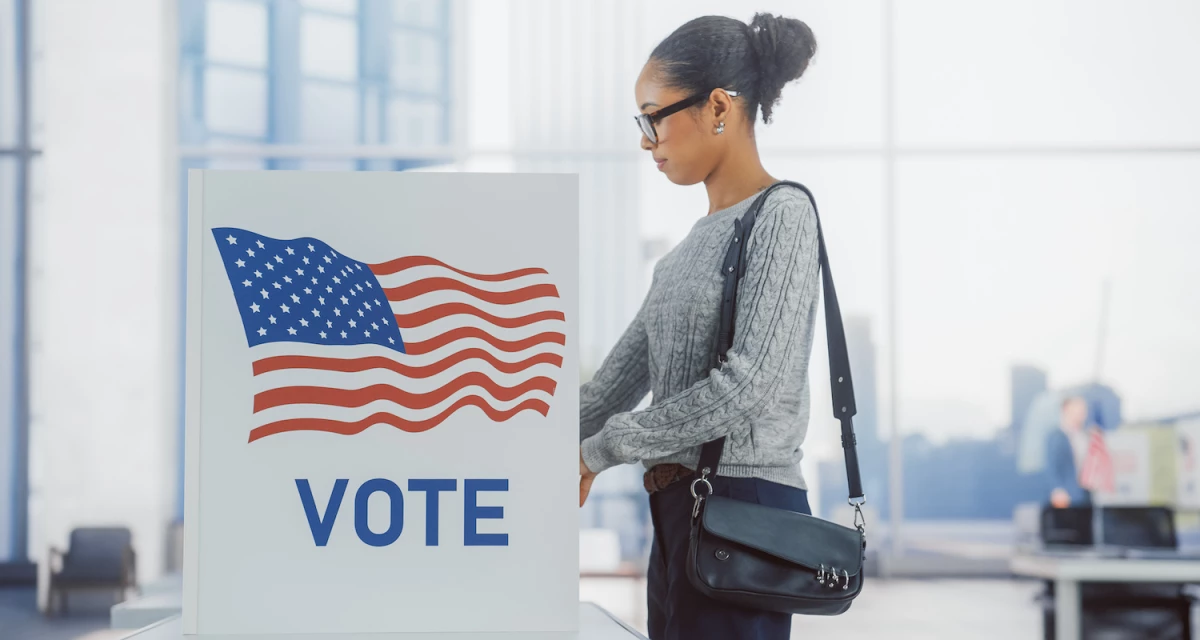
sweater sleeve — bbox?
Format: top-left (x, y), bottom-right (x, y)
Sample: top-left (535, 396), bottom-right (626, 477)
top-left (578, 289), bottom-right (652, 444)
top-left (581, 190), bottom-right (820, 474)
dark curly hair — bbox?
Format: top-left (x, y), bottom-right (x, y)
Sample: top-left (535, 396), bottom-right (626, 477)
top-left (648, 13), bottom-right (817, 125)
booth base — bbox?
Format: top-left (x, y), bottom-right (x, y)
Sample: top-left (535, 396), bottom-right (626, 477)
top-left (119, 603), bottom-right (646, 639)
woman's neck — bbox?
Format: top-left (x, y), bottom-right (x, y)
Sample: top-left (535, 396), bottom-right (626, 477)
top-left (703, 142), bottom-right (776, 215)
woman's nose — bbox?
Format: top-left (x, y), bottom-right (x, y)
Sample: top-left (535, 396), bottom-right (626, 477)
top-left (640, 134), bottom-right (654, 151)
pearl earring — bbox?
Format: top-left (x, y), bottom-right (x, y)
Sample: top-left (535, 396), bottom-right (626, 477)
top-left (716, 121), bottom-right (725, 135)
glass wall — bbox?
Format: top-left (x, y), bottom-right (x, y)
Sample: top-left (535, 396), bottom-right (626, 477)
top-left (0, 0), bottom-right (33, 564)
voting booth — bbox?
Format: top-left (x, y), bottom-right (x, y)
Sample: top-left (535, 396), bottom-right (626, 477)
top-left (183, 171), bottom-right (580, 635)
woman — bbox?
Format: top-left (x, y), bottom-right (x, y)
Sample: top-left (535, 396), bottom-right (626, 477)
top-left (577, 12), bottom-right (822, 640)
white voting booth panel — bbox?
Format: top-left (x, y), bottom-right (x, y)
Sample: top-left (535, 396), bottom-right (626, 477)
top-left (185, 171), bottom-right (579, 634)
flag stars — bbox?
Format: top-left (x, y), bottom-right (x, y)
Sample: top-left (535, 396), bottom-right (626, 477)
top-left (266, 263), bottom-right (274, 271)
top-left (258, 327), bottom-right (267, 336)
top-left (242, 280), bottom-right (252, 287)
top-left (349, 289), bottom-right (357, 297)
top-left (280, 303), bottom-right (290, 314)
top-left (318, 266), bottom-right (325, 273)
top-left (325, 286), bottom-right (333, 293)
top-left (260, 289), bottom-right (270, 299)
top-left (274, 255), bottom-right (284, 264)
top-left (283, 276), bottom-right (292, 284)
top-left (272, 282), bottom-right (282, 290)
top-left (364, 330), bottom-right (371, 337)
top-left (226, 235), bottom-right (237, 245)
top-left (299, 318), bottom-right (309, 328)
top-left (302, 256), bottom-right (310, 265)
top-left (357, 309), bottom-right (365, 317)
top-left (308, 243), bottom-right (315, 252)
top-left (295, 268), bottom-right (304, 276)
top-left (290, 293), bottom-right (300, 304)
top-left (363, 301), bottom-right (371, 309)
top-left (312, 309), bottom-right (320, 317)
top-left (254, 270), bottom-right (263, 278)
top-left (249, 303), bottom-right (260, 313)
top-left (268, 315), bottom-right (277, 324)
top-left (326, 320), bottom-right (333, 328)
top-left (303, 287), bottom-right (312, 295)
top-left (311, 277), bottom-right (318, 285)
top-left (371, 322), bottom-right (379, 330)
top-left (355, 284), bottom-right (364, 292)
top-left (381, 317), bottom-right (388, 325)
top-left (247, 248), bottom-right (256, 257)
top-left (285, 246), bottom-right (295, 255)
top-left (340, 331), bottom-right (347, 338)
top-left (287, 327), bottom-right (297, 336)
top-left (256, 240), bottom-right (265, 249)
top-left (333, 308), bottom-right (342, 316)
top-left (348, 320), bottom-right (357, 328)
top-left (324, 256), bottom-right (333, 264)
top-left (235, 259), bottom-right (246, 268)
top-left (387, 337), bottom-right (394, 344)
top-left (340, 296), bottom-right (349, 305)
top-left (333, 276), bottom-right (341, 284)
top-left (365, 282), bottom-right (372, 289)
top-left (319, 331), bottom-right (327, 339)
top-left (317, 296), bottom-right (325, 305)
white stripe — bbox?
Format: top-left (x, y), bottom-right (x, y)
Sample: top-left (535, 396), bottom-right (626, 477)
top-left (373, 264), bottom-right (556, 292)
top-left (249, 336), bottom-right (565, 368)
top-left (251, 359), bottom-right (563, 395)
top-left (387, 289), bottom-right (563, 320)
top-left (393, 313), bottom-right (565, 345)
top-left (251, 387), bottom-right (555, 427)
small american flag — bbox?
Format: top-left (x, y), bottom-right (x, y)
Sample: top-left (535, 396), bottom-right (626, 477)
top-left (1079, 428), bottom-right (1115, 493)
top-left (212, 228), bottom-right (564, 443)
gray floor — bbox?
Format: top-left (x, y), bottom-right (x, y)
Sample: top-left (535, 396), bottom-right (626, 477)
top-left (0, 587), bottom-right (125, 640)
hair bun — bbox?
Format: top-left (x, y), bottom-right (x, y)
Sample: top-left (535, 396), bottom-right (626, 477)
top-left (747, 13), bottom-right (816, 124)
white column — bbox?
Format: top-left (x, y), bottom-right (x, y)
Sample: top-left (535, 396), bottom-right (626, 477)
top-left (29, 0), bottom-right (178, 607)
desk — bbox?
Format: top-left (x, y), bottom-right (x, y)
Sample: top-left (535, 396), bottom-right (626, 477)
top-left (118, 603), bottom-right (647, 640)
top-left (1010, 552), bottom-right (1200, 639)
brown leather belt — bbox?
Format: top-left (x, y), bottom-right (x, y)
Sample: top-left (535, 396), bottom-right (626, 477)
top-left (643, 463), bottom-right (694, 494)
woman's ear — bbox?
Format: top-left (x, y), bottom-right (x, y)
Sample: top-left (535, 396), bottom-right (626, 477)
top-left (708, 88), bottom-right (735, 125)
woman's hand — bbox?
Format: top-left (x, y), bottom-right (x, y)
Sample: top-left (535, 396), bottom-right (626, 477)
top-left (579, 447), bottom-right (598, 507)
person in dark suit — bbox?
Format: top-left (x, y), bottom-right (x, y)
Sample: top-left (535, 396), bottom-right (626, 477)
top-left (1046, 395), bottom-right (1092, 507)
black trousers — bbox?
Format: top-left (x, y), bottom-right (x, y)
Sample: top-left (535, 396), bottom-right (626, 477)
top-left (647, 475), bottom-right (812, 640)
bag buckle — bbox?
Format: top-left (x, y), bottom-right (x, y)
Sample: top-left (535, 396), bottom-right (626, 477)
top-left (690, 467), bottom-right (713, 520)
top-left (849, 495), bottom-right (867, 536)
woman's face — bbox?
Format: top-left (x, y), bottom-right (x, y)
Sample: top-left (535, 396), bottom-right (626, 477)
top-left (634, 64), bottom-right (722, 186)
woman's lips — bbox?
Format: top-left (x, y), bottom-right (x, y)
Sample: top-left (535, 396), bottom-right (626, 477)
top-left (656, 159), bottom-right (667, 171)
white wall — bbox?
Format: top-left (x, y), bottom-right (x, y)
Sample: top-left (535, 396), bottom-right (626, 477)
top-left (28, 0), bottom-right (178, 605)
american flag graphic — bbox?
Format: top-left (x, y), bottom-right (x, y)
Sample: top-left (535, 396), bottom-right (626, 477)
top-left (212, 228), bottom-right (564, 443)
top-left (1079, 428), bottom-right (1115, 493)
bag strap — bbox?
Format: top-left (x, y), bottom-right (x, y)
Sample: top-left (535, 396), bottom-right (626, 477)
top-left (696, 181), bottom-right (865, 504)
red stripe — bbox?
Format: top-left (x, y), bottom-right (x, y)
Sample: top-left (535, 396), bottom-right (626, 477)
top-left (403, 328), bottom-right (566, 356)
top-left (370, 256), bottom-right (547, 280)
top-left (248, 397), bottom-right (550, 442)
top-left (383, 278), bottom-right (559, 305)
top-left (393, 305), bottom-right (564, 330)
top-left (252, 349), bottom-right (564, 378)
top-left (253, 372), bottom-right (558, 412)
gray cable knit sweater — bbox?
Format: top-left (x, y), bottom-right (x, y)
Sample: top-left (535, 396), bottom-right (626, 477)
top-left (579, 186), bottom-right (820, 489)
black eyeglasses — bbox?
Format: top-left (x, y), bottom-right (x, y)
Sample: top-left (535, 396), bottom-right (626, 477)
top-left (634, 90), bottom-right (740, 144)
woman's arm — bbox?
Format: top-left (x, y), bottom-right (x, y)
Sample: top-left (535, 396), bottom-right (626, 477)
top-left (578, 291), bottom-right (652, 443)
top-left (581, 190), bottom-right (820, 473)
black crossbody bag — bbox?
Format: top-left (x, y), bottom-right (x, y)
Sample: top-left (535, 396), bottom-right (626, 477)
top-left (686, 181), bottom-right (867, 615)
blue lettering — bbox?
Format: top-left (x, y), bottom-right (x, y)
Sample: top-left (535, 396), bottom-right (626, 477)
top-left (295, 478), bottom-right (348, 547)
top-left (354, 478), bottom-right (404, 547)
top-left (408, 479), bottom-right (457, 546)
top-left (464, 479), bottom-right (509, 547)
